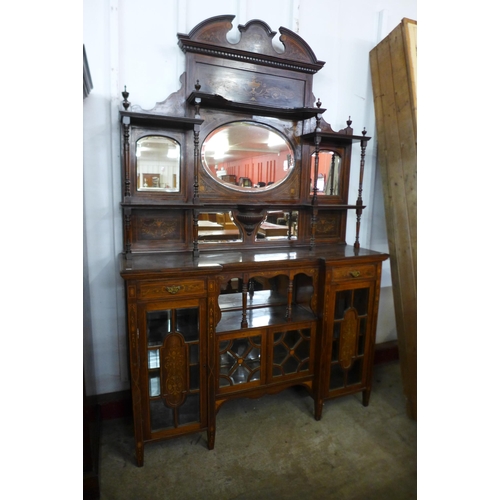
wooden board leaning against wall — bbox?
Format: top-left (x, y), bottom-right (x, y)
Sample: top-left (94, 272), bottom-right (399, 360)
top-left (370, 18), bottom-right (417, 420)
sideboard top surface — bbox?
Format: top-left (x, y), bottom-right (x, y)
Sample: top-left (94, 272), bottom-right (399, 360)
top-left (120, 245), bottom-right (388, 278)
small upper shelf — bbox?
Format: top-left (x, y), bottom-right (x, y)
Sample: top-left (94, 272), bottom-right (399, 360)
top-left (301, 130), bottom-right (371, 145)
top-left (187, 91), bottom-right (326, 121)
top-left (120, 110), bottom-right (204, 129)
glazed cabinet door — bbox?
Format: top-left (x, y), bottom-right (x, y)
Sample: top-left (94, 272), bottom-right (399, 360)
top-left (137, 297), bottom-right (207, 461)
top-left (318, 263), bottom-right (380, 415)
top-left (326, 282), bottom-right (374, 395)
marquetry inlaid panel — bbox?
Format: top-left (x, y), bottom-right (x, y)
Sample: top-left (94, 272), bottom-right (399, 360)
top-left (328, 286), bottom-right (371, 392)
top-left (160, 333), bottom-right (189, 408)
top-left (196, 64), bottom-right (305, 108)
top-left (135, 214), bottom-right (182, 241)
top-left (339, 309), bottom-right (358, 370)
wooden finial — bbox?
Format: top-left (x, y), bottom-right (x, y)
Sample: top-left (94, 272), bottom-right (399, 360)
top-left (122, 86), bottom-right (130, 110)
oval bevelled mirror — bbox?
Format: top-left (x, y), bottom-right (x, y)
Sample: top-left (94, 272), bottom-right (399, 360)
top-left (136, 136), bottom-right (180, 192)
top-left (201, 122), bottom-right (294, 192)
top-left (310, 150), bottom-right (342, 196)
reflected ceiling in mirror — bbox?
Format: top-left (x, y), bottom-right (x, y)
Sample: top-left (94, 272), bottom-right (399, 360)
top-left (136, 136), bottom-right (180, 192)
top-left (201, 122), bottom-right (294, 192)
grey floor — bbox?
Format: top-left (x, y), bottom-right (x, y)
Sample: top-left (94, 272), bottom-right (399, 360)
top-left (98, 361), bottom-right (416, 500)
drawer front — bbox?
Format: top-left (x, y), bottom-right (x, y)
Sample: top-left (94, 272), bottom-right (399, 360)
top-left (138, 279), bottom-right (206, 300)
top-left (332, 264), bottom-right (376, 282)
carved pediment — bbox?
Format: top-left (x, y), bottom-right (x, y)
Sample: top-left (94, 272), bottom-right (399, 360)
top-left (177, 15), bottom-right (325, 74)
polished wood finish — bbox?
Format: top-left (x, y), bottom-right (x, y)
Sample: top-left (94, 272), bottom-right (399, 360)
top-left (370, 18), bottom-right (417, 420)
top-left (119, 16), bottom-right (389, 466)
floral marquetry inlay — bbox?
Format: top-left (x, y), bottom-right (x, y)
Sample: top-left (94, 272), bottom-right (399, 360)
top-left (138, 217), bottom-right (178, 239)
top-left (316, 216), bottom-right (339, 235)
top-left (160, 333), bottom-right (189, 408)
top-left (339, 308), bottom-right (359, 370)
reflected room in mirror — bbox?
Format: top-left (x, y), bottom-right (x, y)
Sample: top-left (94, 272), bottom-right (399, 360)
top-left (256, 210), bottom-right (298, 241)
top-left (311, 150), bottom-right (341, 196)
top-left (201, 122), bottom-right (294, 192)
top-left (198, 211), bottom-right (243, 243)
top-left (136, 136), bottom-right (181, 192)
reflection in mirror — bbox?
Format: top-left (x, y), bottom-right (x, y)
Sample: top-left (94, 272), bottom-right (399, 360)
top-left (256, 210), bottom-right (298, 241)
top-left (202, 122), bottom-right (294, 192)
top-left (311, 151), bottom-right (341, 196)
top-left (198, 211), bottom-right (242, 243)
top-left (136, 136), bottom-right (180, 192)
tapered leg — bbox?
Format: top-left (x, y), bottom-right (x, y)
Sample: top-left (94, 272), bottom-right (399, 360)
top-left (207, 426), bottom-right (216, 450)
top-left (314, 398), bottom-right (324, 421)
top-left (135, 442), bottom-right (144, 467)
top-left (362, 388), bottom-right (371, 407)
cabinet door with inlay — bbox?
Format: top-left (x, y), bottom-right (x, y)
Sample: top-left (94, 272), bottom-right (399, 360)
top-left (323, 279), bottom-right (377, 404)
top-left (139, 298), bottom-right (207, 440)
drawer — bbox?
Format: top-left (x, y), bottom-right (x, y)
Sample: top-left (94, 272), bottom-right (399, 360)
top-left (138, 279), bottom-right (206, 300)
top-left (332, 264), bottom-right (376, 282)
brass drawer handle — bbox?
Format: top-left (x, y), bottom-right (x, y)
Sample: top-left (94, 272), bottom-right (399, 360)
top-left (165, 285), bottom-right (182, 294)
top-left (349, 271), bottom-right (361, 278)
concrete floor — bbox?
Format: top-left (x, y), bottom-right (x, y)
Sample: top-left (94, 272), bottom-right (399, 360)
top-left (98, 361), bottom-right (416, 499)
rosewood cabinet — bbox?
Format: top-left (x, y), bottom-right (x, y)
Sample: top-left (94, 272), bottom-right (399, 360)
top-left (119, 16), bottom-right (388, 466)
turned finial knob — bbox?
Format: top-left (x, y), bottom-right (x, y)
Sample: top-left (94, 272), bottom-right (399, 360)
top-left (122, 86), bottom-right (130, 110)
top-left (316, 98), bottom-right (322, 108)
top-left (195, 80), bottom-right (201, 91)
top-left (346, 116), bottom-right (352, 127)
top-left (362, 127), bottom-right (367, 136)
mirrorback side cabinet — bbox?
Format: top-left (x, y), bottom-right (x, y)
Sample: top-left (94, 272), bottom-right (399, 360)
top-left (120, 16), bottom-right (388, 466)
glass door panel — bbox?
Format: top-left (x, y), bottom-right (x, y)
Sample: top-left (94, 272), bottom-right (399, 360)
top-left (328, 284), bottom-right (372, 392)
top-left (271, 327), bottom-right (312, 378)
top-left (218, 336), bottom-right (262, 388)
top-left (145, 304), bottom-right (203, 433)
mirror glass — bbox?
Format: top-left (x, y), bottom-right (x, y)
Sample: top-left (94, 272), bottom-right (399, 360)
top-left (201, 122), bottom-right (294, 192)
top-left (198, 211), bottom-right (242, 243)
top-left (310, 151), bottom-right (341, 196)
top-left (256, 210), bottom-right (298, 241)
top-left (136, 136), bottom-right (180, 192)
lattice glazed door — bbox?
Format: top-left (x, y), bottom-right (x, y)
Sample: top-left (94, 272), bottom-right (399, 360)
top-left (143, 298), bottom-right (207, 437)
top-left (325, 281), bottom-right (376, 398)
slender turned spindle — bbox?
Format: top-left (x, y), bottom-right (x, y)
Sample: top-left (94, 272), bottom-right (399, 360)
top-left (311, 98), bottom-right (322, 205)
top-left (310, 98), bottom-right (322, 249)
top-left (192, 210), bottom-right (199, 257)
top-left (241, 280), bottom-right (248, 328)
top-left (124, 209), bottom-right (131, 257)
top-left (286, 278), bottom-right (293, 320)
top-left (354, 128), bottom-right (368, 249)
top-left (248, 278), bottom-right (255, 299)
top-left (193, 80), bottom-right (201, 203)
top-left (121, 88), bottom-right (132, 255)
top-left (122, 110), bottom-right (131, 198)
top-left (328, 153), bottom-right (336, 196)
